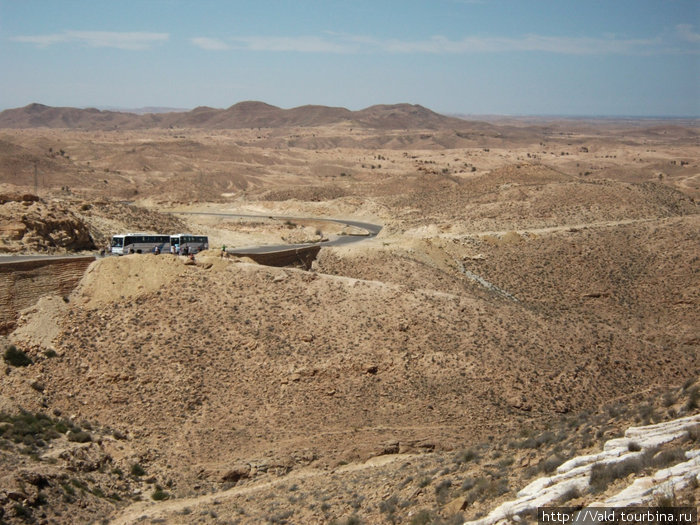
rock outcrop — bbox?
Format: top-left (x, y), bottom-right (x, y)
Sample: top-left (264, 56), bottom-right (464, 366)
top-left (0, 193), bottom-right (94, 253)
top-left (0, 256), bottom-right (94, 333)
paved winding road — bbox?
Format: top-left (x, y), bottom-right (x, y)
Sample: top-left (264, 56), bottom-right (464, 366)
top-left (172, 212), bottom-right (382, 254)
top-left (0, 214), bottom-right (382, 263)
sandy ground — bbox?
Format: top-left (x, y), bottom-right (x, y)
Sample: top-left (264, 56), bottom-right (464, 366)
top-left (0, 119), bottom-right (697, 524)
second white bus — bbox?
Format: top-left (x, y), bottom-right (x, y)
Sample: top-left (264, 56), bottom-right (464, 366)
top-left (110, 234), bottom-right (171, 255)
top-left (169, 234), bottom-right (209, 254)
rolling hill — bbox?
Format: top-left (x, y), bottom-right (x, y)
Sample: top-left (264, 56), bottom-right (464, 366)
top-left (0, 102), bottom-right (485, 131)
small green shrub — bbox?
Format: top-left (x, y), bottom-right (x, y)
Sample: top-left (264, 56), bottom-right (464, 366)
top-left (540, 454), bottom-right (566, 474)
top-left (662, 391), bottom-right (676, 407)
top-left (409, 510), bottom-right (433, 525)
top-left (68, 430), bottom-right (92, 443)
top-left (558, 486), bottom-right (580, 504)
top-left (435, 479), bottom-right (452, 504)
top-left (0, 410), bottom-right (82, 454)
top-left (638, 404), bottom-right (656, 423)
top-left (653, 447), bottom-right (686, 467)
top-left (465, 477), bottom-right (509, 504)
top-left (496, 456), bottom-right (515, 469)
top-left (590, 451), bottom-right (651, 492)
top-left (151, 486), bottom-right (170, 501)
top-left (687, 425), bottom-right (700, 442)
top-left (684, 387), bottom-right (700, 411)
top-left (13, 502), bottom-right (31, 518)
top-left (379, 495), bottom-right (398, 515)
top-left (130, 463), bottom-right (146, 477)
top-left (461, 477), bottom-right (475, 491)
top-left (71, 478), bottom-right (88, 491)
top-left (4, 345), bottom-right (32, 367)
top-left (453, 449), bottom-right (478, 465)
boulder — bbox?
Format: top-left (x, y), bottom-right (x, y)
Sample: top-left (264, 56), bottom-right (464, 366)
top-left (221, 464), bottom-right (251, 483)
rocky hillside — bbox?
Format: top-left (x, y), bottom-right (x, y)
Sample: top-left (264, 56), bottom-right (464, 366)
top-left (0, 116), bottom-right (696, 524)
top-left (0, 193), bottom-right (94, 253)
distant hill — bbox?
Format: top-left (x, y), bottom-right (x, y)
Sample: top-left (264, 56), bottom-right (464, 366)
top-left (0, 101), bottom-right (479, 131)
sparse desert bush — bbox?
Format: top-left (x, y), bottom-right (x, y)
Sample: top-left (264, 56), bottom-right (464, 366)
top-left (151, 486), bottom-right (170, 501)
top-left (465, 477), bottom-right (509, 504)
top-left (637, 404), bottom-right (657, 424)
top-left (652, 447), bottom-right (686, 467)
top-left (687, 425), bottom-right (700, 442)
top-left (606, 403), bottom-right (624, 418)
top-left (684, 387), bottom-right (700, 411)
top-left (3, 345), bottom-right (32, 367)
top-left (588, 446), bottom-right (682, 492)
top-left (557, 486), bottom-right (580, 504)
top-left (662, 391), bottom-right (676, 407)
top-left (409, 510), bottom-right (433, 525)
top-left (379, 495), bottom-right (398, 518)
top-left (453, 449), bottom-right (478, 465)
top-left (435, 479), bottom-right (452, 504)
top-left (590, 454), bottom-right (647, 492)
top-left (68, 430), bottom-right (92, 443)
top-left (496, 455), bottom-right (515, 469)
top-left (461, 477), bottom-right (475, 491)
top-left (539, 454), bottom-right (566, 474)
top-left (516, 430), bottom-right (556, 449)
top-left (130, 463), bottom-right (146, 477)
top-left (628, 441), bottom-right (641, 452)
top-left (0, 410), bottom-right (89, 453)
top-left (13, 502), bottom-right (32, 519)
top-left (653, 489), bottom-right (678, 507)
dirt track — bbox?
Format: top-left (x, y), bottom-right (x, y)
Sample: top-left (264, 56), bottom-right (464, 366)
top-left (110, 454), bottom-right (411, 524)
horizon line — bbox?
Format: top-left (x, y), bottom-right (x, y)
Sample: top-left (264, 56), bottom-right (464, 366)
top-left (1, 102), bottom-right (699, 121)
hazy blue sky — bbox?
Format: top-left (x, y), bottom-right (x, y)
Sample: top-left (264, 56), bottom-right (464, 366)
top-left (1, 0), bottom-right (698, 115)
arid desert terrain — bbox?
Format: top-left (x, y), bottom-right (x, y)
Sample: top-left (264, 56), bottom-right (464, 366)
top-left (0, 102), bottom-right (698, 524)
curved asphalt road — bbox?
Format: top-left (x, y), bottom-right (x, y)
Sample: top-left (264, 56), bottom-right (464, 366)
top-left (0, 214), bottom-right (382, 263)
top-left (173, 212), bottom-right (382, 254)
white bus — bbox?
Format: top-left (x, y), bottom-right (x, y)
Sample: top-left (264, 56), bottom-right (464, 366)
top-left (170, 234), bottom-right (209, 255)
top-left (110, 234), bottom-right (171, 255)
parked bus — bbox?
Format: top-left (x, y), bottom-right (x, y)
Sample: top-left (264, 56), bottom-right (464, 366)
top-left (170, 234), bottom-right (209, 254)
top-left (110, 234), bottom-right (171, 255)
